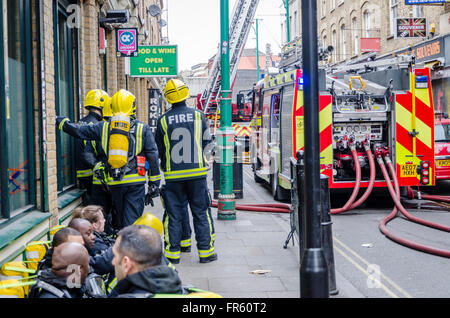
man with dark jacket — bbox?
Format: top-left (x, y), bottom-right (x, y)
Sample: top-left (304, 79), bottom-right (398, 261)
top-left (155, 79), bottom-right (216, 264)
top-left (76, 89), bottom-right (110, 205)
top-left (109, 225), bottom-right (183, 298)
top-left (30, 242), bottom-right (90, 298)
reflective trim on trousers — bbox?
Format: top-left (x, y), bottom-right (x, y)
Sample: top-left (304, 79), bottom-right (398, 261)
top-left (181, 238), bottom-right (192, 247)
top-left (164, 249), bottom-right (180, 260)
top-left (198, 247), bottom-right (215, 258)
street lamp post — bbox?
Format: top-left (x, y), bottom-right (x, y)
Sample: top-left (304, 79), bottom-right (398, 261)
top-left (283, 0), bottom-right (290, 43)
top-left (218, 0), bottom-right (236, 220)
top-left (299, 0), bottom-right (329, 298)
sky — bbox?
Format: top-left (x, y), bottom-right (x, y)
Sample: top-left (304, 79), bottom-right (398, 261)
top-left (164, 0), bottom-right (286, 71)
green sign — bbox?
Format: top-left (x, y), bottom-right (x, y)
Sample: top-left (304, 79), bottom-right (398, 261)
top-left (129, 45), bottom-right (178, 77)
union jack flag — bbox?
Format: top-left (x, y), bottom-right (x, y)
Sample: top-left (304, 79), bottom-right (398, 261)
top-left (397, 18), bottom-right (427, 38)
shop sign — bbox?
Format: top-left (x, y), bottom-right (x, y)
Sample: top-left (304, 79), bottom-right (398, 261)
top-left (129, 45), bottom-right (178, 77)
top-left (116, 28), bottom-right (138, 57)
top-left (397, 18), bottom-right (427, 38)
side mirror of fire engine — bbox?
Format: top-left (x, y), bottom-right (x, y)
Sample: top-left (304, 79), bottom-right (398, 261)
top-left (237, 94), bottom-right (245, 109)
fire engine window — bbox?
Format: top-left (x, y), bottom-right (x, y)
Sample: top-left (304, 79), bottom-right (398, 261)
top-left (435, 123), bottom-right (450, 142)
top-left (272, 94), bottom-right (281, 115)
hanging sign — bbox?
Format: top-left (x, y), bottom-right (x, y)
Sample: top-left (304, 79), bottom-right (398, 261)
top-left (116, 28), bottom-right (138, 57)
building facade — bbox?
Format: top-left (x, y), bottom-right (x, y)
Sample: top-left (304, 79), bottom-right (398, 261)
top-left (0, 0), bottom-right (166, 265)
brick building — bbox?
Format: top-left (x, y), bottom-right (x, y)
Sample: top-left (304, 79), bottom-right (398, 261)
top-left (0, 0), bottom-right (166, 265)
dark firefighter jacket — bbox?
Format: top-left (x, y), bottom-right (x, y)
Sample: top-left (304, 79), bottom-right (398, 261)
top-left (29, 268), bottom-right (85, 298)
top-left (108, 265), bottom-right (183, 298)
top-left (154, 102), bottom-right (212, 181)
top-left (75, 112), bottom-right (102, 180)
top-left (57, 117), bottom-right (161, 187)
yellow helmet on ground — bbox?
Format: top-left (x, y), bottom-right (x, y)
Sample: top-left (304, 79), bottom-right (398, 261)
top-left (164, 79), bottom-right (189, 104)
top-left (85, 89), bottom-right (110, 111)
top-left (111, 89), bottom-right (136, 117)
top-left (103, 100), bottom-right (113, 119)
top-left (133, 212), bottom-right (163, 236)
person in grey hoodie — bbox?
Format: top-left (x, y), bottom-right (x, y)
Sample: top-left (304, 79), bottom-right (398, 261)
top-left (109, 225), bottom-right (183, 298)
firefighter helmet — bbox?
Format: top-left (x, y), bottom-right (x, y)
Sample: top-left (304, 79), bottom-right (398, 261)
top-left (85, 89), bottom-right (110, 111)
top-left (164, 79), bottom-right (189, 104)
top-left (133, 212), bottom-right (163, 236)
top-left (102, 100), bottom-right (113, 119)
top-left (111, 89), bottom-right (136, 117)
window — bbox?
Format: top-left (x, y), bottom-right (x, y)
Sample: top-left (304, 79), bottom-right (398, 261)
top-left (294, 11), bottom-right (298, 38)
top-left (364, 11), bottom-right (371, 38)
top-left (412, 5), bottom-right (424, 18)
top-left (390, 0), bottom-right (398, 36)
top-left (0, 0), bottom-right (35, 218)
top-left (352, 18), bottom-right (359, 56)
top-left (341, 24), bottom-right (346, 61)
top-left (332, 30), bottom-right (337, 63)
top-left (55, 2), bottom-right (79, 192)
top-left (321, 0), bottom-right (326, 17)
top-left (330, 0), bottom-right (335, 11)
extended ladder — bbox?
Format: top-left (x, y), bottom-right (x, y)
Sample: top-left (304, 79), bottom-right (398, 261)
top-left (200, 0), bottom-right (260, 115)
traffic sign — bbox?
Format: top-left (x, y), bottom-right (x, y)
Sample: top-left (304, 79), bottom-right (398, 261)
top-left (116, 28), bottom-right (138, 57)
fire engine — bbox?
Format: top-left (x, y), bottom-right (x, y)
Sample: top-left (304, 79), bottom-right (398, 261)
top-left (250, 55), bottom-right (436, 202)
top-left (435, 113), bottom-right (450, 180)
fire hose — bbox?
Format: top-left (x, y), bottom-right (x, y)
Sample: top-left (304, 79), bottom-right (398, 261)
top-left (378, 153), bottom-right (450, 258)
top-left (331, 146), bottom-right (362, 214)
top-left (406, 187), bottom-right (450, 203)
top-left (211, 200), bottom-right (291, 213)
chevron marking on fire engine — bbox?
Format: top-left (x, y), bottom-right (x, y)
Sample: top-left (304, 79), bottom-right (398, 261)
top-left (319, 97), bottom-right (333, 176)
top-left (395, 69), bottom-right (435, 186)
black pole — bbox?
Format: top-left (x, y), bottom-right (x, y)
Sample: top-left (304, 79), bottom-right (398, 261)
top-left (299, 0), bottom-right (329, 298)
top-left (320, 174), bottom-right (338, 295)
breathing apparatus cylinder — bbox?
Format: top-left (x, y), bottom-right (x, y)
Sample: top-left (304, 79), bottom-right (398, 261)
top-left (108, 114), bottom-right (131, 177)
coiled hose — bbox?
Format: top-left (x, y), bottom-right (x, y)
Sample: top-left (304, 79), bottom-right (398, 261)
top-left (378, 156), bottom-right (450, 258)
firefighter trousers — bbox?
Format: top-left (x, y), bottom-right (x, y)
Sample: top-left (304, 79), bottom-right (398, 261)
top-left (109, 184), bottom-right (145, 230)
top-left (78, 177), bottom-right (93, 206)
top-left (90, 184), bottom-right (117, 235)
top-left (162, 178), bottom-right (215, 262)
top-left (161, 187), bottom-right (192, 251)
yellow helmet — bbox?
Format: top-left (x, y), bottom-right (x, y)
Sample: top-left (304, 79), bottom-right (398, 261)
top-left (164, 79), bottom-right (189, 104)
top-left (133, 212), bottom-right (163, 236)
top-left (111, 89), bottom-right (136, 117)
top-left (103, 100), bottom-right (113, 119)
top-left (85, 89), bottom-right (110, 111)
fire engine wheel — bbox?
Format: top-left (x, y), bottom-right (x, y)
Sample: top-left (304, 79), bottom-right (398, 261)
top-left (252, 163), bottom-right (264, 184)
top-left (270, 173), bottom-right (283, 201)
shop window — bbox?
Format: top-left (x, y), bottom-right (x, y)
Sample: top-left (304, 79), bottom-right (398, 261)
top-left (0, 0), bottom-right (35, 218)
top-left (55, 2), bottom-right (79, 192)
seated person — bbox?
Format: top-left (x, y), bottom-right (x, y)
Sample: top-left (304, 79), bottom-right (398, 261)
top-left (30, 242), bottom-right (90, 298)
top-left (72, 205), bottom-right (115, 256)
top-left (109, 225), bottom-right (183, 298)
top-left (37, 227), bottom-right (84, 271)
top-left (68, 218), bottom-right (96, 255)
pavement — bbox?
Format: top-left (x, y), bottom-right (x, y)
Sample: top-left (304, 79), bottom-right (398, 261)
top-left (147, 166), bottom-right (362, 298)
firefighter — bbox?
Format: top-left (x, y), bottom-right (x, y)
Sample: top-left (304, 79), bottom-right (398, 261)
top-left (83, 100), bottom-right (116, 234)
top-left (56, 89), bottom-right (161, 230)
top-left (76, 89), bottom-right (110, 205)
top-left (155, 79), bottom-right (216, 264)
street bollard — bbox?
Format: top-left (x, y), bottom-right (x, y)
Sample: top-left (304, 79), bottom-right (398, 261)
top-left (320, 174), bottom-right (338, 296)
